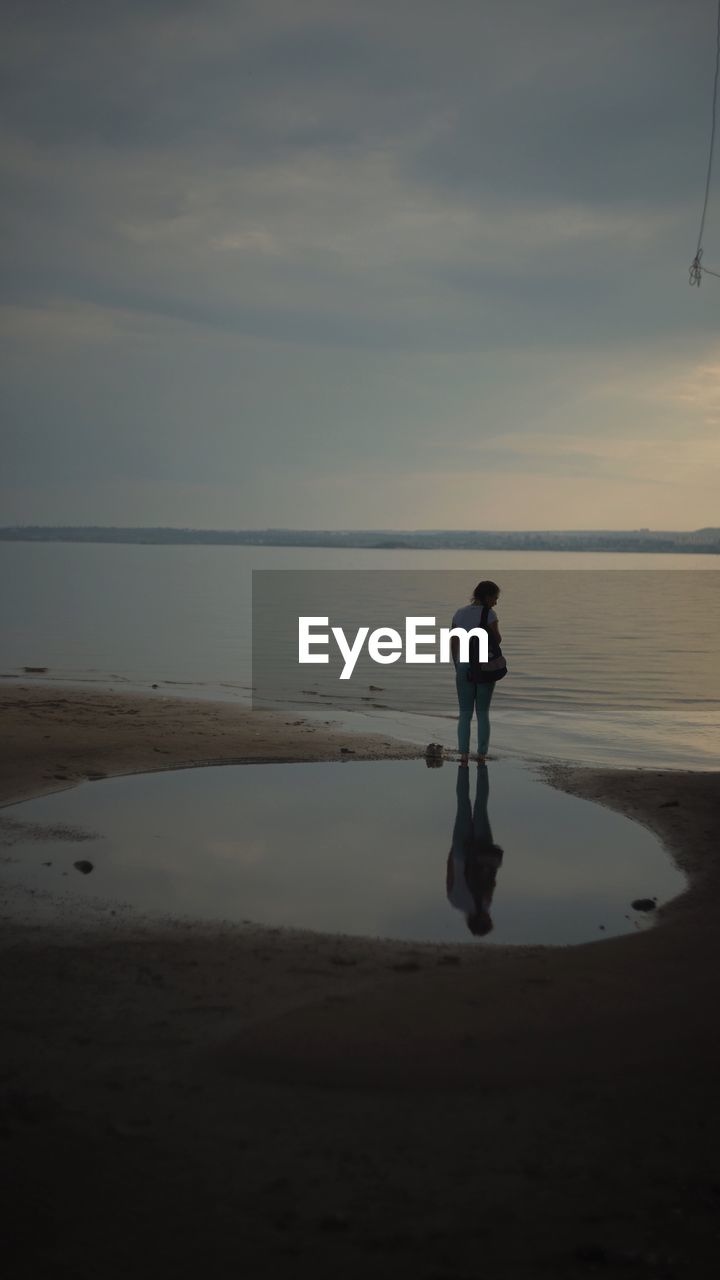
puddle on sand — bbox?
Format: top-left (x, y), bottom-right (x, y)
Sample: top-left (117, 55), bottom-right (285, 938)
top-left (0, 760), bottom-right (686, 946)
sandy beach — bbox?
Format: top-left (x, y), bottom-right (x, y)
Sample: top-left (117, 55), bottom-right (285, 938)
top-left (2, 683), bottom-right (720, 1279)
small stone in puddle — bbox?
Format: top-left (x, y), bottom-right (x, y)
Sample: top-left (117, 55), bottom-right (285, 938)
top-left (631, 898), bottom-right (656, 912)
top-left (73, 860), bottom-right (94, 875)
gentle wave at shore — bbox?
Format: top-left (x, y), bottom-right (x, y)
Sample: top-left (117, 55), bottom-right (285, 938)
top-left (1, 542), bottom-right (717, 769)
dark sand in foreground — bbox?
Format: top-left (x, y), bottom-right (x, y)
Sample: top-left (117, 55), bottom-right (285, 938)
top-left (1, 684), bottom-right (719, 1279)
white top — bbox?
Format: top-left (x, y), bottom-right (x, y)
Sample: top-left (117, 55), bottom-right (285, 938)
top-left (451, 604), bottom-right (497, 669)
top-left (447, 856), bottom-right (476, 913)
top-left (451, 604), bottom-right (498, 630)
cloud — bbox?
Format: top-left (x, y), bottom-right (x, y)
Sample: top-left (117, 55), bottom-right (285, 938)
top-left (1, 0), bottom-right (718, 527)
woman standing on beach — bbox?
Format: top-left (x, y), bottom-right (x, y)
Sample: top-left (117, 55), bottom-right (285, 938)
top-left (450, 580), bottom-right (502, 766)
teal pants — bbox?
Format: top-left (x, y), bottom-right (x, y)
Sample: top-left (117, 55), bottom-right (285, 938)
top-left (455, 670), bottom-right (495, 755)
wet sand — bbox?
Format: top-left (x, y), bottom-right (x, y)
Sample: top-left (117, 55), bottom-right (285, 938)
top-left (2, 683), bottom-right (720, 1279)
top-left (0, 683), bottom-right (422, 807)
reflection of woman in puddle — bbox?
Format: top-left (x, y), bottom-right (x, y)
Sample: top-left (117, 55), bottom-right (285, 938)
top-left (446, 764), bottom-right (504, 936)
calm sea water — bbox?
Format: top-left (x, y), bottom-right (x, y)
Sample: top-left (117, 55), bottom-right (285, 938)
top-left (0, 542), bottom-right (718, 768)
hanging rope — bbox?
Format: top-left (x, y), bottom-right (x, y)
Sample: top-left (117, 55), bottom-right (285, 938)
top-left (690, 0), bottom-right (720, 284)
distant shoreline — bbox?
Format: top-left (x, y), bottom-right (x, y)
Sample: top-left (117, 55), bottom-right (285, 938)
top-left (1, 526), bottom-right (719, 554)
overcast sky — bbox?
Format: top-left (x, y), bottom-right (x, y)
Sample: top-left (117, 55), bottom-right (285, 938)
top-left (2, 0), bottom-right (720, 529)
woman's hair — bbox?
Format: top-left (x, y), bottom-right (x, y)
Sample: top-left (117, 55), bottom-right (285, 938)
top-left (472, 580), bottom-right (500, 604)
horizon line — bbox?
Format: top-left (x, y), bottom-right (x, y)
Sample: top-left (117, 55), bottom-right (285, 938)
top-left (1, 524), bottom-right (718, 536)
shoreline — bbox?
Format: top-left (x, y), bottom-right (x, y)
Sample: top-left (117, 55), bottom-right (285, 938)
top-left (3, 671), bottom-right (717, 781)
top-left (3, 683), bottom-right (720, 1277)
top-left (0, 682), bottom-right (423, 810)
